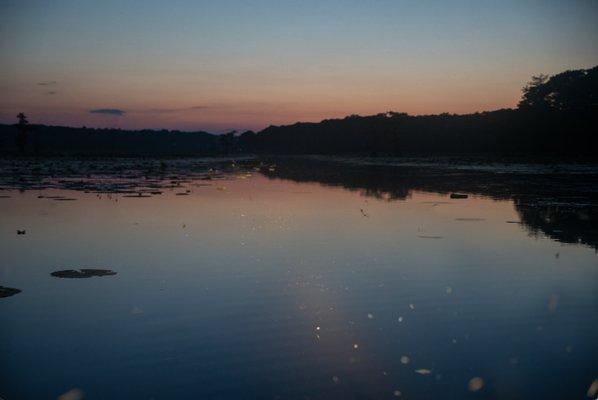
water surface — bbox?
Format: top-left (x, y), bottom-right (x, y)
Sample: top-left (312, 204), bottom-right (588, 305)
top-left (1, 158), bottom-right (597, 399)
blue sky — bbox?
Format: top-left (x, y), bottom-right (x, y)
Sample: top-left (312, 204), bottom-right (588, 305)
top-left (1, 0), bottom-right (597, 131)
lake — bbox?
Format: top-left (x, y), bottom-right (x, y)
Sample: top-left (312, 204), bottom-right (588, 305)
top-left (1, 157), bottom-right (597, 399)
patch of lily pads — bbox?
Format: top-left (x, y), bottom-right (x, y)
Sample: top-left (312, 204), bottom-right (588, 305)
top-left (51, 269), bottom-right (117, 279)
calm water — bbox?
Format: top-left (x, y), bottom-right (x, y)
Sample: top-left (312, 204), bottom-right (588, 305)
top-left (1, 158), bottom-right (597, 399)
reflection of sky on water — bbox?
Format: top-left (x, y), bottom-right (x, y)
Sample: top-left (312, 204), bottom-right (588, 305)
top-left (1, 170), bottom-right (597, 399)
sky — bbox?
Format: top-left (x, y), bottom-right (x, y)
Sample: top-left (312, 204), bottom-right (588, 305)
top-left (1, 0), bottom-right (597, 132)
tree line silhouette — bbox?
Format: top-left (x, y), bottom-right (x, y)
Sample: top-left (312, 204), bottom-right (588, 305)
top-left (240, 66), bottom-right (597, 156)
top-left (1, 66), bottom-right (596, 157)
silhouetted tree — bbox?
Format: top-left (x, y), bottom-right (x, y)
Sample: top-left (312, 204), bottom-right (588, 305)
top-left (219, 130), bottom-right (237, 154)
top-left (15, 112), bottom-right (29, 154)
top-left (518, 66), bottom-right (598, 113)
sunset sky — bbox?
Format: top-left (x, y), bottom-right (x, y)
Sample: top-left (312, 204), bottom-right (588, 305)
top-left (1, 0), bottom-right (597, 132)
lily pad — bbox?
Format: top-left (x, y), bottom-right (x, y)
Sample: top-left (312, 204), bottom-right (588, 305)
top-left (0, 286), bottom-right (22, 298)
top-left (51, 269), bottom-right (117, 279)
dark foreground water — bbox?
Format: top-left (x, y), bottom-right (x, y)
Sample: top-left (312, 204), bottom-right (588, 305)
top-left (1, 158), bottom-right (597, 400)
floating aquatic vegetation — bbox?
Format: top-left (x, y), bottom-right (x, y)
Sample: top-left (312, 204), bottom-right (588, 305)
top-left (51, 269), bottom-right (117, 279)
top-left (0, 286), bottom-right (22, 298)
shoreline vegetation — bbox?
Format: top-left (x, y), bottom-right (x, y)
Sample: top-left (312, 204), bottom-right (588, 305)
top-left (1, 66), bottom-right (596, 158)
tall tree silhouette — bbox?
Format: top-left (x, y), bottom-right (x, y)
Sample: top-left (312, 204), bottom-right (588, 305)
top-left (518, 66), bottom-right (598, 113)
top-left (15, 112), bottom-right (29, 154)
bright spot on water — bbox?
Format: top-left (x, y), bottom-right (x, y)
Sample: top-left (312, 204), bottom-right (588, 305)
top-left (468, 377), bottom-right (485, 392)
top-left (415, 369), bottom-right (431, 375)
top-left (57, 389), bottom-right (84, 400)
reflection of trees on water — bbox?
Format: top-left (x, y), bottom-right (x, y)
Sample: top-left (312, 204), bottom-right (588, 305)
top-left (514, 200), bottom-right (598, 249)
top-left (261, 158), bottom-right (598, 250)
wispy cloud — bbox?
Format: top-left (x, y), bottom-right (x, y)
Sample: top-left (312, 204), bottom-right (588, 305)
top-left (90, 108), bottom-right (126, 116)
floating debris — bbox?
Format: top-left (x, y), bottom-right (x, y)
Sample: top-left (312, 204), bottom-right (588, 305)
top-left (367, 313), bottom-right (374, 319)
top-left (450, 193), bottom-right (468, 199)
top-left (353, 343), bottom-right (359, 349)
top-left (415, 369), bottom-right (432, 375)
top-left (468, 377), bottom-right (484, 392)
top-left (400, 356), bottom-right (410, 364)
top-left (393, 389), bottom-right (402, 397)
top-left (409, 303), bottom-right (415, 310)
top-left (51, 269), bottom-right (117, 279)
top-left (0, 286), bottom-right (22, 298)
top-left (398, 316), bottom-right (403, 322)
top-left (505, 220), bottom-right (522, 224)
top-left (360, 208), bottom-right (370, 217)
top-left (17, 229), bottom-right (26, 235)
